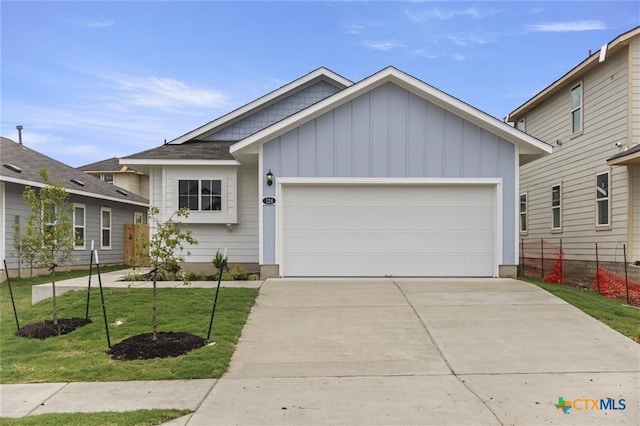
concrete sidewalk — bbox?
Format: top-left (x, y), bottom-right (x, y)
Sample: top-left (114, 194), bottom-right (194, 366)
top-left (2, 278), bottom-right (639, 425)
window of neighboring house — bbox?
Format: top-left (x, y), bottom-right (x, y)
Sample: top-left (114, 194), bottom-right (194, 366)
top-left (596, 171), bottom-right (610, 227)
top-left (519, 193), bottom-right (528, 233)
top-left (73, 204), bottom-right (86, 249)
top-left (551, 184), bottom-right (562, 230)
top-left (178, 179), bottom-right (222, 211)
top-left (516, 118), bottom-right (525, 132)
top-left (571, 83), bottom-right (582, 133)
top-left (134, 211), bottom-right (144, 224)
top-left (104, 173), bottom-right (114, 184)
top-left (101, 207), bottom-right (111, 249)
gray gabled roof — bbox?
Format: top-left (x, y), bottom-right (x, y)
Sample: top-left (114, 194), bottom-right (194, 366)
top-left (1, 137), bottom-right (148, 206)
top-left (607, 143), bottom-right (640, 166)
top-left (122, 140), bottom-right (236, 161)
top-left (78, 157), bottom-right (123, 172)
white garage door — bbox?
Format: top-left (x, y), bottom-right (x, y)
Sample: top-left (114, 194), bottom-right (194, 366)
top-left (280, 183), bottom-right (497, 277)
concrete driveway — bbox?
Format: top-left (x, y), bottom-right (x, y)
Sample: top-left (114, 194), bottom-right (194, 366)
top-left (188, 278), bottom-right (639, 425)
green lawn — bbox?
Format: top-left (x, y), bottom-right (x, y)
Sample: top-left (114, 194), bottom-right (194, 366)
top-left (0, 409), bottom-right (191, 426)
top-left (520, 276), bottom-right (640, 341)
top-left (1, 269), bottom-right (258, 384)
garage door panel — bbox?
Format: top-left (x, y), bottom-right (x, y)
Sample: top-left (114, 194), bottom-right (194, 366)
top-left (281, 184), bottom-right (497, 277)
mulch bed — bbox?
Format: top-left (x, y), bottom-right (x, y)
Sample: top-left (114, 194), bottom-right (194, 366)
top-left (107, 332), bottom-right (206, 361)
top-left (15, 318), bottom-right (92, 339)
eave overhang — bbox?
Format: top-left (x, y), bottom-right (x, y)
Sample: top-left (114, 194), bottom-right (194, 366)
top-left (508, 26), bottom-right (640, 122)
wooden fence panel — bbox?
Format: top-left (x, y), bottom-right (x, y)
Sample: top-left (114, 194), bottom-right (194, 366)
top-left (124, 224), bottom-right (149, 266)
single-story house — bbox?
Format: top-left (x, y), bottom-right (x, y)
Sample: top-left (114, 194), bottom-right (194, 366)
top-left (121, 66), bottom-right (551, 278)
top-left (1, 136), bottom-right (149, 279)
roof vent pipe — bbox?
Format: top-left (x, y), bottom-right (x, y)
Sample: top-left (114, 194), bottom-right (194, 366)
top-left (16, 125), bottom-right (23, 145)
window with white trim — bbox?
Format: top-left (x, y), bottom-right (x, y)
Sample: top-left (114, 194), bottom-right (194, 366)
top-left (551, 184), bottom-right (562, 230)
top-left (571, 83), bottom-right (582, 133)
top-left (101, 207), bottom-right (111, 249)
top-left (519, 193), bottom-right (527, 233)
top-left (73, 204), bottom-right (86, 249)
top-left (178, 179), bottom-right (222, 211)
top-left (596, 172), bottom-right (610, 226)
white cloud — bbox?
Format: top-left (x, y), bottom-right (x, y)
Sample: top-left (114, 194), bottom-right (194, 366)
top-left (362, 40), bottom-right (406, 51)
top-left (345, 24), bottom-right (365, 35)
top-left (447, 33), bottom-right (488, 47)
top-left (527, 20), bottom-right (607, 32)
top-left (414, 49), bottom-right (438, 59)
top-left (405, 6), bottom-right (489, 23)
top-left (81, 19), bottom-right (115, 28)
top-left (450, 53), bottom-right (466, 61)
top-left (99, 73), bottom-right (229, 111)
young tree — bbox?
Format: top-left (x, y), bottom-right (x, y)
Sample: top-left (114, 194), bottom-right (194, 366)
top-left (146, 206), bottom-right (197, 340)
top-left (16, 168), bottom-right (75, 326)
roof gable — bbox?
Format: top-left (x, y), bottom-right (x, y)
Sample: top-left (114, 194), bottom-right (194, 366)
top-left (169, 67), bottom-right (353, 145)
top-left (508, 26), bottom-right (640, 120)
top-left (0, 137), bottom-right (148, 206)
top-left (231, 66), bottom-right (552, 162)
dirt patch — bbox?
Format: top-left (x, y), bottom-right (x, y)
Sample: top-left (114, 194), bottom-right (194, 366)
top-left (15, 318), bottom-right (92, 339)
top-left (107, 332), bottom-right (206, 360)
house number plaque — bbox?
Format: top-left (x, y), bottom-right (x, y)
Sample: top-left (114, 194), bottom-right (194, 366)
top-left (263, 197), bottom-right (276, 205)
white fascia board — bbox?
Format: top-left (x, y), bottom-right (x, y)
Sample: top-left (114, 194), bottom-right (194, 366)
top-left (169, 67), bottom-right (353, 145)
top-left (120, 159), bottom-right (241, 166)
top-left (386, 71), bottom-right (553, 155)
top-left (231, 67), bottom-right (552, 157)
top-left (0, 176), bottom-right (148, 208)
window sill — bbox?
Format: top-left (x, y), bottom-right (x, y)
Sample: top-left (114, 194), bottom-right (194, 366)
top-left (181, 210), bottom-right (237, 224)
top-left (595, 225), bottom-right (612, 231)
top-left (551, 228), bottom-right (563, 234)
top-left (570, 130), bottom-right (584, 140)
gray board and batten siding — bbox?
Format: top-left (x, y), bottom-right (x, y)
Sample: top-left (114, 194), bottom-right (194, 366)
top-left (261, 82), bottom-right (516, 265)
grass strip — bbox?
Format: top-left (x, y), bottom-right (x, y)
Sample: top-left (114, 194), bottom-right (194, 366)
top-left (520, 275), bottom-right (640, 341)
top-left (0, 409), bottom-right (191, 426)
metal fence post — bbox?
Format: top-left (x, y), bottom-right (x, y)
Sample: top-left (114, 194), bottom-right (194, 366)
top-left (559, 238), bottom-right (563, 285)
top-left (623, 244), bottom-right (629, 305)
top-left (595, 243), bottom-right (600, 293)
top-left (541, 239), bottom-right (544, 279)
top-left (520, 238), bottom-right (524, 276)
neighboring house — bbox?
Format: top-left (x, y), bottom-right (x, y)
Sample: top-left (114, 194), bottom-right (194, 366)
top-left (1, 137), bottom-right (149, 279)
top-left (509, 27), bottom-right (640, 280)
top-left (78, 157), bottom-right (149, 198)
top-left (121, 66), bottom-right (551, 279)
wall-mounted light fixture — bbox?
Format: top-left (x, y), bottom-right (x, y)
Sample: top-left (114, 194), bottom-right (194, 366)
top-left (556, 139), bottom-right (562, 146)
top-left (266, 169), bottom-right (274, 186)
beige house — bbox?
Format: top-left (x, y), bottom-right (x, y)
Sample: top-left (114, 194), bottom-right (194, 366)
top-left (509, 27), bottom-right (639, 281)
top-left (79, 157), bottom-right (149, 199)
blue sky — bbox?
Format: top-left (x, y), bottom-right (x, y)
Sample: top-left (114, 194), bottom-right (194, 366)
top-left (2, 1), bottom-right (638, 167)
